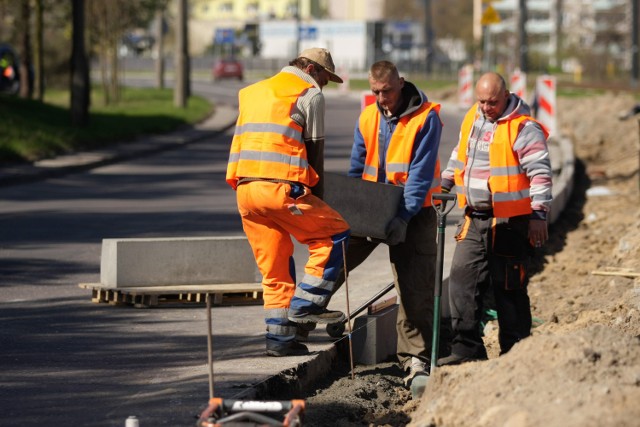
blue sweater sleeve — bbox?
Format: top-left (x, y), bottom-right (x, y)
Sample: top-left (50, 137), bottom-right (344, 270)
top-left (397, 110), bottom-right (442, 221)
top-left (348, 121), bottom-right (367, 178)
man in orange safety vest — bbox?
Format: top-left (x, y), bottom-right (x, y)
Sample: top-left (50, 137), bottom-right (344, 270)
top-left (226, 48), bottom-right (350, 357)
top-left (439, 72), bottom-right (552, 366)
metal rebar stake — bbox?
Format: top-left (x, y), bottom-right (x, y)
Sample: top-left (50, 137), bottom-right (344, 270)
top-left (206, 293), bottom-right (214, 399)
top-left (342, 240), bottom-right (355, 380)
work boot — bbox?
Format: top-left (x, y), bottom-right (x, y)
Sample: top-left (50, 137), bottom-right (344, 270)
top-left (295, 322), bottom-right (317, 342)
top-left (404, 357), bottom-right (429, 399)
top-left (265, 340), bottom-right (309, 357)
top-left (288, 308), bottom-right (345, 324)
top-left (437, 353), bottom-right (487, 367)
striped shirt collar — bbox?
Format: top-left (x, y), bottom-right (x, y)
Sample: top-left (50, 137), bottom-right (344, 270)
top-left (281, 65), bottom-right (321, 90)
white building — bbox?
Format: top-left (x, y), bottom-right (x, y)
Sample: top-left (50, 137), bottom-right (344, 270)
top-left (487, 0), bottom-right (631, 73)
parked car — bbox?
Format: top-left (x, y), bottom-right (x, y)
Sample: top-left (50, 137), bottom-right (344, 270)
top-left (212, 58), bottom-right (243, 81)
top-left (0, 43), bottom-right (21, 94)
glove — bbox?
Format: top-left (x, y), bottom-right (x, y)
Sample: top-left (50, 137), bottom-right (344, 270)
top-left (385, 217), bottom-right (408, 246)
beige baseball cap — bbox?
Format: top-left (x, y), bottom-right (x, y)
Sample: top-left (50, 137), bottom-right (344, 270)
top-left (298, 47), bottom-right (344, 83)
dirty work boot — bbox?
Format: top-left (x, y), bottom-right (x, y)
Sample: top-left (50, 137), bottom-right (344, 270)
top-left (295, 322), bottom-right (317, 342)
top-left (404, 357), bottom-right (429, 399)
top-left (288, 308), bottom-right (345, 324)
top-left (265, 340), bottom-right (309, 357)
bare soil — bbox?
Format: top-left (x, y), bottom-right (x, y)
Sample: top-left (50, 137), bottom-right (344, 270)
top-left (300, 91), bottom-right (640, 427)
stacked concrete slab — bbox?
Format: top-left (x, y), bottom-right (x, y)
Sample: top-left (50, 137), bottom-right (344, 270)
top-left (100, 236), bottom-right (261, 288)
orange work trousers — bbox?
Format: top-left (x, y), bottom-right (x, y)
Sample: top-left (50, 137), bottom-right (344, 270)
top-left (236, 180), bottom-right (350, 310)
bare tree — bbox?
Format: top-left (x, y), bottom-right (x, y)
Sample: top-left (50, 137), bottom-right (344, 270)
top-left (383, 0), bottom-right (423, 20)
top-left (174, 0), bottom-right (189, 108)
top-left (33, 0), bottom-right (44, 101)
top-left (154, 7), bottom-right (165, 89)
top-left (87, 0), bottom-right (161, 105)
top-left (18, 0), bottom-right (33, 99)
top-left (70, 0), bottom-right (89, 126)
top-left (90, 0), bottom-right (120, 104)
top-left (432, 0), bottom-right (473, 42)
top-left (383, 0), bottom-right (474, 68)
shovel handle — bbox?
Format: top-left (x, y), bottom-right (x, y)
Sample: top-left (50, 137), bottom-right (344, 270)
top-left (430, 192), bottom-right (457, 374)
top-left (432, 193), bottom-right (457, 202)
top-left (431, 193), bottom-right (457, 218)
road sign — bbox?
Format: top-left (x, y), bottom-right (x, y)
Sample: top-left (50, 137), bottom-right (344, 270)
top-left (481, 5), bottom-right (501, 25)
top-left (215, 28), bottom-right (235, 44)
top-left (298, 25), bottom-right (317, 40)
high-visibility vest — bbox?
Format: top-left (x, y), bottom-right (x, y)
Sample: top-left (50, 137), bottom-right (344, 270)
top-left (226, 72), bottom-right (318, 189)
top-left (454, 105), bottom-right (549, 217)
top-left (358, 102), bottom-right (442, 207)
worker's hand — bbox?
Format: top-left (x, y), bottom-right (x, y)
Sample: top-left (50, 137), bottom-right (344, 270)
top-left (528, 219), bottom-right (548, 248)
top-left (385, 217), bottom-right (408, 246)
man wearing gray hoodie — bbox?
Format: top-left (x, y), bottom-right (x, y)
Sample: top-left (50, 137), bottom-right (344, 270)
top-left (439, 72), bottom-right (552, 365)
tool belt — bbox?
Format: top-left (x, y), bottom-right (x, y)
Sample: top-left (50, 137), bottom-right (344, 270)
top-left (465, 208), bottom-right (494, 219)
top-left (237, 177), bottom-right (299, 186)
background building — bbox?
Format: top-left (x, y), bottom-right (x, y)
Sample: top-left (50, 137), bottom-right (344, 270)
top-left (160, 0), bottom-right (636, 81)
top-left (486, 0), bottom-right (631, 77)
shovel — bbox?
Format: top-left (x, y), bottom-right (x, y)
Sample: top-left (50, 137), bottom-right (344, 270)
top-left (429, 193), bottom-right (457, 375)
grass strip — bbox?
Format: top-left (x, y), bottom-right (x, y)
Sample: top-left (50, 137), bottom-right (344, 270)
top-left (0, 86), bottom-right (212, 163)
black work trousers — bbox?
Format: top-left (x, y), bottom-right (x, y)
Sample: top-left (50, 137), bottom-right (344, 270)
top-left (335, 207), bottom-right (439, 369)
top-left (448, 212), bottom-right (533, 358)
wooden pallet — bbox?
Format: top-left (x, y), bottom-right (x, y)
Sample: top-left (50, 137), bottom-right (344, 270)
top-left (78, 283), bottom-right (264, 308)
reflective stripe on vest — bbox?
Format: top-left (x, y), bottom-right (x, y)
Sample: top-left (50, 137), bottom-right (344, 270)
top-left (226, 72), bottom-right (318, 189)
top-left (358, 102), bottom-right (442, 207)
top-left (454, 105), bottom-right (548, 217)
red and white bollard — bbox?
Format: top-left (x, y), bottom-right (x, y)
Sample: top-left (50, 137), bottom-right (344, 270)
top-left (535, 74), bottom-right (557, 137)
top-left (458, 64), bottom-right (474, 110)
top-left (510, 68), bottom-right (527, 101)
top-left (361, 91), bottom-right (376, 111)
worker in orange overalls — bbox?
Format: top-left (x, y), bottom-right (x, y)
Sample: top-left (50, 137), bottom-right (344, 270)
top-left (226, 48), bottom-right (350, 357)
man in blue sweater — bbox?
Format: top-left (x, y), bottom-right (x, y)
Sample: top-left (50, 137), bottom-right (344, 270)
top-left (333, 61), bottom-right (443, 395)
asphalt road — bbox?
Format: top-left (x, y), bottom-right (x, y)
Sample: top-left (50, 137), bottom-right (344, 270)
top-left (0, 79), bottom-right (464, 426)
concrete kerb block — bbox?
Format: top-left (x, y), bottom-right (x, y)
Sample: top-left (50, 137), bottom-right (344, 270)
top-left (549, 134), bottom-right (575, 225)
top-left (350, 304), bottom-right (399, 365)
top-left (100, 235), bottom-right (260, 288)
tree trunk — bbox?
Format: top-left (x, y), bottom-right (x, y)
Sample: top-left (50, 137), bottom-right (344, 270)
top-left (70, 0), bottom-right (90, 126)
top-left (34, 0), bottom-right (44, 101)
top-left (109, 41), bottom-right (119, 103)
top-left (423, 0), bottom-right (433, 75)
top-left (100, 47), bottom-right (110, 105)
top-left (518, 0), bottom-right (529, 72)
top-left (94, 2), bottom-right (110, 105)
top-left (18, 0), bottom-right (33, 99)
top-left (155, 8), bottom-right (165, 89)
top-left (174, 0), bottom-right (188, 108)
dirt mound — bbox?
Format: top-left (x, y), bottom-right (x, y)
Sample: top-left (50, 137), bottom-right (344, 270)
top-left (414, 326), bottom-right (640, 427)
